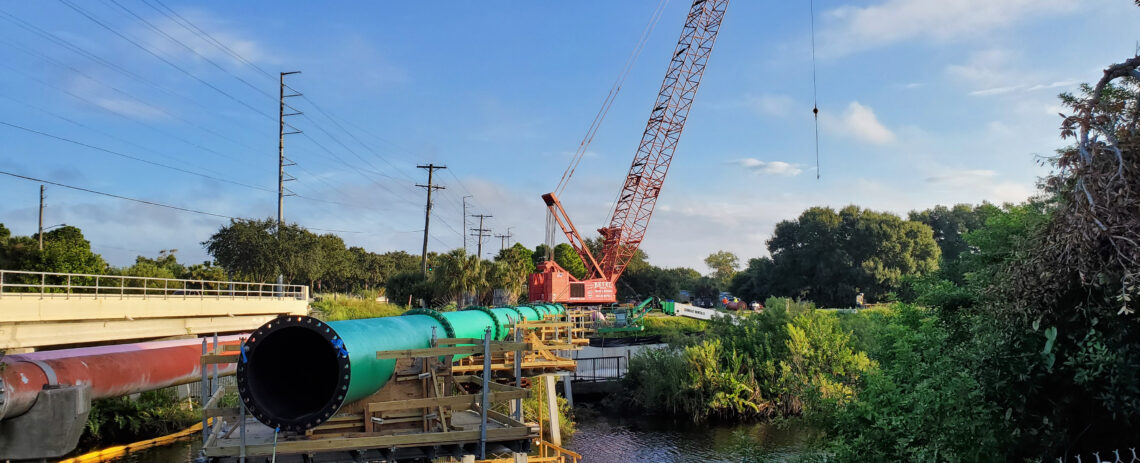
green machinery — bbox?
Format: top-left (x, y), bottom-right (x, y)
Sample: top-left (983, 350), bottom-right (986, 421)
top-left (596, 297), bottom-right (673, 334)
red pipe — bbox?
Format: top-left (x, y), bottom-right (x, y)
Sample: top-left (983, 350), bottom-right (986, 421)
top-left (0, 335), bottom-right (244, 420)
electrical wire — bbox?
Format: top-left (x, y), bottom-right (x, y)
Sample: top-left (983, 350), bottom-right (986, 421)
top-left (0, 169), bottom-right (237, 219)
top-left (555, 0), bottom-right (670, 196)
top-left (810, 0), bottom-right (820, 180)
top-left (56, 0), bottom-right (275, 121)
top-left (0, 120), bottom-right (274, 193)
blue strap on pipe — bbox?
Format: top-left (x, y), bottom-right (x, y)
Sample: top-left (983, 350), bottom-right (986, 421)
top-left (241, 344), bottom-right (249, 364)
top-left (331, 338), bottom-right (348, 357)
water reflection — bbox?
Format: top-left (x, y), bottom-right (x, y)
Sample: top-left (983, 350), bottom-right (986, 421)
top-left (565, 410), bottom-right (811, 462)
top-left (110, 412), bottom-right (810, 462)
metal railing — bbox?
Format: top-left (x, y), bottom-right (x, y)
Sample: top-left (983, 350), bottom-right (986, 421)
top-left (572, 356), bottom-right (625, 382)
top-left (0, 269), bottom-right (308, 300)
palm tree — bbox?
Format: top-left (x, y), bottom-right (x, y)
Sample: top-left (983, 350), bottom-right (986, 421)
top-left (433, 249), bottom-right (487, 307)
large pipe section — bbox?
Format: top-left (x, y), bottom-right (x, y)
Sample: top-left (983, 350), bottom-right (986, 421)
top-left (0, 336), bottom-right (242, 420)
top-left (237, 304), bottom-right (565, 431)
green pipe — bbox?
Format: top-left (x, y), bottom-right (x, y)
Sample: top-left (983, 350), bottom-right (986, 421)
top-left (515, 305), bottom-right (541, 321)
top-left (491, 306), bottom-right (524, 329)
top-left (444, 309), bottom-right (499, 341)
top-left (237, 314), bottom-right (446, 432)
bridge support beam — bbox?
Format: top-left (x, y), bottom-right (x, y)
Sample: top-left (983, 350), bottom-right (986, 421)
top-left (0, 384), bottom-right (91, 460)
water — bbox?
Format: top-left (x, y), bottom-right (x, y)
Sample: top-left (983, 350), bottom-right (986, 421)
top-left (118, 413), bottom-right (810, 462)
top-left (565, 411), bottom-right (811, 462)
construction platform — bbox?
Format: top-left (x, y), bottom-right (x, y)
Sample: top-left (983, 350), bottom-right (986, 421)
top-left (199, 314), bottom-right (583, 463)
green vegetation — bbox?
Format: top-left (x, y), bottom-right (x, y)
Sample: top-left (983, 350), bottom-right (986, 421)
top-left (731, 206), bottom-right (941, 307)
top-left (626, 67), bottom-right (1140, 461)
top-left (79, 389), bottom-right (199, 450)
top-left (311, 291), bottom-right (406, 321)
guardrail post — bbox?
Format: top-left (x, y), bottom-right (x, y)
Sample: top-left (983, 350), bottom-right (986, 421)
top-left (164, 279), bottom-right (168, 300)
top-left (120, 276), bottom-right (124, 300)
top-left (40, 272), bottom-right (45, 299)
top-left (0, 270), bottom-right (4, 298)
top-left (66, 274), bottom-right (71, 299)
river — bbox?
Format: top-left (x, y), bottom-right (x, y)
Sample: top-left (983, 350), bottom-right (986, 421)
top-left (114, 410), bottom-right (811, 462)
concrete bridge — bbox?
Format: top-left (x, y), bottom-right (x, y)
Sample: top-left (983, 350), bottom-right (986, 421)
top-left (0, 270), bottom-right (309, 350)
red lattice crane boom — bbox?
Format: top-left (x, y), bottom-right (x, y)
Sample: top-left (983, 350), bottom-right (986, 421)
top-left (530, 0), bottom-right (729, 304)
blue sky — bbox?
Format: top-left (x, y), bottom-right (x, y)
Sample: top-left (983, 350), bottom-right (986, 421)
top-left (0, 0), bottom-right (1136, 271)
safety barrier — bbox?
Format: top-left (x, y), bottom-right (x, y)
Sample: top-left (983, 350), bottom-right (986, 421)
top-left (0, 269), bottom-right (307, 300)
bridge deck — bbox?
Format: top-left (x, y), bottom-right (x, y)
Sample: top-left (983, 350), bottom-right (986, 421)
top-left (0, 270), bottom-right (308, 349)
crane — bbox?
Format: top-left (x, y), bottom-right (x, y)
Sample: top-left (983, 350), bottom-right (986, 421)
top-left (529, 0), bottom-right (730, 304)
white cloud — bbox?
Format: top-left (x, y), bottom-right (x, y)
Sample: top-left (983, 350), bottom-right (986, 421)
top-left (948, 50), bottom-right (1078, 97)
top-left (821, 0), bottom-right (1078, 55)
top-left (926, 169), bottom-right (997, 185)
top-left (821, 101), bottom-right (895, 145)
top-left (735, 159), bottom-right (803, 176)
top-left (139, 9), bottom-right (272, 66)
top-left (745, 93), bottom-right (796, 117)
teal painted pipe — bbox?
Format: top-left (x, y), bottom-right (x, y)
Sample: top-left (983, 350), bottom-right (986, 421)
top-left (516, 305), bottom-right (541, 321)
top-left (237, 314), bottom-right (447, 432)
top-left (444, 310), bottom-right (499, 341)
top-left (491, 307), bottom-right (524, 331)
top-left (238, 304), bottom-right (542, 432)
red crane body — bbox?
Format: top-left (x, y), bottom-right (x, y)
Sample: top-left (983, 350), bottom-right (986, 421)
top-left (529, 0), bottom-right (729, 304)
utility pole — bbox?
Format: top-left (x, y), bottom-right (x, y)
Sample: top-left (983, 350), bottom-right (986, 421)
top-left (494, 227), bottom-right (513, 252)
top-left (37, 185), bottom-right (44, 251)
top-left (470, 214), bottom-right (492, 258)
top-left (462, 195), bottom-right (472, 255)
top-left (278, 71), bottom-right (302, 230)
top-left (417, 164), bottom-right (447, 276)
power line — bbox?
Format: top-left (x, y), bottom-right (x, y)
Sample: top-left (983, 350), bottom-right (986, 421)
top-left (56, 0), bottom-right (275, 121)
top-left (0, 120), bottom-right (274, 193)
top-left (0, 169), bottom-right (236, 219)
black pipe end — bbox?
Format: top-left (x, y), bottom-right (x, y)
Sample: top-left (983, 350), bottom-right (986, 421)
top-left (236, 315), bottom-right (350, 432)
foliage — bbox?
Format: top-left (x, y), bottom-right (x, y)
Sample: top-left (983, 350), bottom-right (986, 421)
top-left (522, 377), bottom-right (576, 437)
top-left (624, 300), bottom-right (867, 423)
top-left (311, 292), bottom-right (406, 321)
top-left (553, 243), bottom-right (587, 279)
top-left (80, 388), bottom-right (198, 449)
top-left (765, 206), bottom-right (941, 307)
top-left (908, 203), bottom-right (1001, 284)
top-left (704, 250), bottom-right (740, 288)
top-left (433, 248), bottom-right (486, 305)
top-left (818, 305), bottom-right (1006, 463)
top-left (0, 224), bottom-right (106, 274)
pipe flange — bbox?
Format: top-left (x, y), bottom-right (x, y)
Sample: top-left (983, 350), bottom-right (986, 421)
top-left (403, 308), bottom-right (456, 339)
top-left (236, 315), bottom-right (350, 433)
top-left (461, 306), bottom-right (501, 340)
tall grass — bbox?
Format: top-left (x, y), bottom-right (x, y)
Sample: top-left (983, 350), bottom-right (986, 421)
top-left (311, 291), bottom-right (405, 321)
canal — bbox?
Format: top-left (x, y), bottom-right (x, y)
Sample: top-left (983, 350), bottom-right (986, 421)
top-left (118, 410), bottom-right (811, 462)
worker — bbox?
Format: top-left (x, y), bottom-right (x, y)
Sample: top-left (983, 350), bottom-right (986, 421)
top-left (855, 292), bottom-right (865, 309)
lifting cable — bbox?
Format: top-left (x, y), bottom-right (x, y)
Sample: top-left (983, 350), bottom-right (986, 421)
top-left (810, 0), bottom-right (821, 180)
top-left (554, 0), bottom-right (670, 197)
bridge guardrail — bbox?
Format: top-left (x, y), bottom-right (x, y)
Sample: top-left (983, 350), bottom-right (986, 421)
top-left (0, 269), bottom-right (308, 300)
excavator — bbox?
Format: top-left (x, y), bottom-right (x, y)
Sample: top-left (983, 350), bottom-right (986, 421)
top-left (528, 0), bottom-right (730, 305)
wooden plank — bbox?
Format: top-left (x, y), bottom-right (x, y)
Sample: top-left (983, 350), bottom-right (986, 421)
top-left (375, 343), bottom-right (529, 359)
top-left (365, 390), bottom-right (526, 413)
top-left (201, 353), bottom-right (240, 364)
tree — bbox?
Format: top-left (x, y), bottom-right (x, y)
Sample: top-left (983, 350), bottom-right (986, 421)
top-left (203, 219), bottom-right (279, 283)
top-left (34, 225), bottom-right (107, 274)
top-left (909, 203), bottom-right (1001, 283)
top-left (553, 243), bottom-right (587, 279)
top-left (704, 251), bottom-right (739, 288)
top-left (766, 206), bottom-right (940, 306)
top-left (433, 248), bottom-right (486, 306)
top-left (730, 257), bottom-right (776, 302)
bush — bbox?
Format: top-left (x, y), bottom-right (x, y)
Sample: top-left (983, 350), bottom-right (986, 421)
top-left (80, 388), bottom-right (198, 449)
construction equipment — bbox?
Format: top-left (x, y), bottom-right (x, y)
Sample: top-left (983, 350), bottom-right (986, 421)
top-left (596, 297), bottom-right (661, 334)
top-left (530, 0), bottom-right (730, 304)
